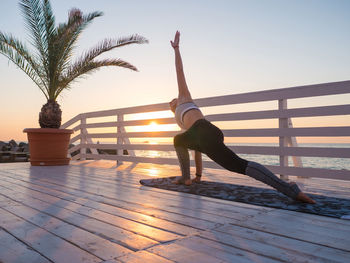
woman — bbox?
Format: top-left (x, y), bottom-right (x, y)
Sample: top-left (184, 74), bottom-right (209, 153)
top-left (169, 31), bottom-right (315, 204)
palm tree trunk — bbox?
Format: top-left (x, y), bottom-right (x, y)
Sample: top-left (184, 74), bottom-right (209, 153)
top-left (39, 100), bottom-right (62, 128)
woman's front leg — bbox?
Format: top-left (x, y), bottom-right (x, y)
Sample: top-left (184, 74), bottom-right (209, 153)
top-left (173, 145), bottom-right (192, 185)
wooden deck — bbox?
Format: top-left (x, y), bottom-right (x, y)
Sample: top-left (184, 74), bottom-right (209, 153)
top-left (0, 161), bottom-right (349, 263)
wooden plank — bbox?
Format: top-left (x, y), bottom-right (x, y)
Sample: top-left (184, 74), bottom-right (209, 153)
top-left (84, 121), bottom-right (119, 129)
top-left (9, 168), bottom-right (269, 220)
top-left (70, 133), bottom-right (82, 144)
top-left (0, 229), bottom-right (50, 263)
top-left (22, 187), bottom-right (196, 236)
top-left (0, 182), bottom-right (183, 243)
top-left (2, 169), bottom-right (264, 227)
top-left (0, 177), bottom-right (233, 233)
top-left (192, 234), bottom-right (316, 263)
top-left (262, 208), bottom-right (350, 230)
top-left (0, 185), bottom-right (160, 251)
top-left (195, 80), bottom-right (350, 107)
top-left (81, 103), bottom-right (169, 119)
top-left (0, 207), bottom-right (101, 263)
top-left (0, 177), bottom-right (198, 237)
top-left (201, 226), bottom-right (350, 263)
top-left (78, 104), bottom-right (350, 129)
top-left (230, 145), bottom-right (350, 158)
top-left (146, 242), bottom-right (228, 263)
top-left (68, 144), bottom-right (81, 153)
top-left (120, 117), bottom-right (175, 126)
top-left (206, 104), bottom-right (350, 121)
top-left (83, 118), bottom-right (175, 129)
top-left (0, 195), bottom-right (133, 261)
top-left (117, 251), bottom-right (174, 263)
top-left (229, 212), bottom-right (350, 251)
top-left (72, 154), bottom-right (81, 161)
top-left (86, 143), bottom-right (175, 151)
top-left (117, 113), bottom-right (124, 161)
top-left (0, 187), bottom-right (160, 251)
top-left (82, 143), bottom-right (350, 158)
top-left (265, 165), bottom-right (350, 181)
top-left (160, 235), bottom-right (283, 263)
top-left (278, 99), bottom-right (289, 180)
top-left (60, 114), bottom-right (81, 129)
top-left (86, 131), bottom-right (178, 139)
top-left (0, 174), bottom-right (219, 232)
top-left (222, 127), bottom-right (350, 137)
top-left (72, 124), bottom-right (81, 132)
top-left (81, 117), bottom-right (87, 160)
top-left (0, 173), bottom-right (222, 231)
top-left (82, 154), bottom-right (179, 165)
top-left (81, 126), bottom-right (350, 139)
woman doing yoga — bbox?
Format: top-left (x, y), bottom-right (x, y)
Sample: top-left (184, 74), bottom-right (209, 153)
top-left (169, 31), bottom-right (315, 204)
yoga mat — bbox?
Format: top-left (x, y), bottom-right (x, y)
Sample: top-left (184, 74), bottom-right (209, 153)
top-left (140, 176), bottom-right (350, 219)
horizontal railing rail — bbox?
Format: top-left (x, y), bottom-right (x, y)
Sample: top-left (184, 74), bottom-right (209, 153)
top-left (61, 80), bottom-right (350, 180)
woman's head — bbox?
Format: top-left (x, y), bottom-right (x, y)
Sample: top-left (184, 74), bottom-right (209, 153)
top-left (169, 98), bottom-right (178, 113)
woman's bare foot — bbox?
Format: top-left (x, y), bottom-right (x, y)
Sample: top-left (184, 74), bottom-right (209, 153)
top-left (192, 176), bottom-right (201, 183)
top-left (172, 178), bottom-right (192, 186)
top-left (296, 191), bottom-right (316, 204)
top-left (289, 182), bottom-right (316, 204)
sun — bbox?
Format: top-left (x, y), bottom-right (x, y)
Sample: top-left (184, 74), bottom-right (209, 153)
top-left (149, 121), bottom-right (158, 131)
top-left (143, 121), bottom-right (172, 132)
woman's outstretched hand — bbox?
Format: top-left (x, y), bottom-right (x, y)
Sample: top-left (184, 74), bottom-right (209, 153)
top-left (171, 31), bottom-right (180, 49)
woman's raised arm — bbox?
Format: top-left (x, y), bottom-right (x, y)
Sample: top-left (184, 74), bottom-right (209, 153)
top-left (171, 31), bottom-right (192, 101)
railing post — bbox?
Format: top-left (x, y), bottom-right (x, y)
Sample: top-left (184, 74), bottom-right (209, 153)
top-left (117, 113), bottom-right (123, 165)
top-left (278, 99), bottom-right (289, 181)
top-left (80, 116), bottom-right (86, 161)
top-left (286, 119), bottom-right (303, 166)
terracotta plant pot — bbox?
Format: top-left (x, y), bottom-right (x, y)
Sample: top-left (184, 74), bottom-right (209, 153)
top-left (23, 128), bottom-right (74, 166)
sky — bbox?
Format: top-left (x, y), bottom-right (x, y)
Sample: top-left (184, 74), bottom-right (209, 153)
top-left (0, 0), bottom-right (349, 142)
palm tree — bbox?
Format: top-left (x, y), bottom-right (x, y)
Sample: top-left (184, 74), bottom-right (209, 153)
top-left (0, 0), bottom-right (148, 128)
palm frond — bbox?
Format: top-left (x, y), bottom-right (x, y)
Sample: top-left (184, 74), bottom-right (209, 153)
top-left (19, 0), bottom-right (48, 72)
top-left (54, 58), bottom-right (138, 99)
top-left (43, 0), bottom-right (56, 77)
top-left (45, 9), bottom-right (103, 99)
top-left (54, 10), bottom-right (103, 71)
top-left (58, 34), bottom-right (148, 93)
top-left (0, 31), bottom-right (48, 99)
top-left (79, 35), bottom-right (149, 64)
top-left (43, 0), bottom-right (55, 40)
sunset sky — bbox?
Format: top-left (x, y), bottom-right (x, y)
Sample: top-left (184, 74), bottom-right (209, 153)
top-left (0, 0), bottom-right (349, 142)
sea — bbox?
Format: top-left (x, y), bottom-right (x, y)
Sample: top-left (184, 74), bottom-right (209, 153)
top-left (134, 143), bottom-right (350, 171)
top-left (7, 140), bottom-right (348, 170)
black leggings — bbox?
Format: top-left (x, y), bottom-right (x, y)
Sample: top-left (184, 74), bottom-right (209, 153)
top-left (174, 119), bottom-right (248, 177)
top-left (173, 119), bottom-right (301, 199)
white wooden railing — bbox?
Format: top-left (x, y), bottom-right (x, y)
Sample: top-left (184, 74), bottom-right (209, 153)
top-left (61, 80), bottom-right (350, 181)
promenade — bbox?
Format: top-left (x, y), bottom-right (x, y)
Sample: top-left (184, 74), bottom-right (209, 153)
top-left (0, 161), bottom-right (349, 263)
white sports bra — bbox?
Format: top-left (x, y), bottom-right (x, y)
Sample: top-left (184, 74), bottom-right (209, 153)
top-left (175, 102), bottom-right (201, 129)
